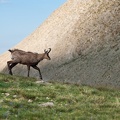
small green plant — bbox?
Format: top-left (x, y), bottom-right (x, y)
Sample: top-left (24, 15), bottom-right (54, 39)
top-left (0, 73), bottom-right (120, 120)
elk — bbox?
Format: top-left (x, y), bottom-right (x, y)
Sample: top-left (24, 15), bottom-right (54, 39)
top-left (7, 48), bottom-right (51, 79)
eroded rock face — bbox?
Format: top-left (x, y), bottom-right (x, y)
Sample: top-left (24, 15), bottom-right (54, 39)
top-left (0, 0), bottom-right (120, 89)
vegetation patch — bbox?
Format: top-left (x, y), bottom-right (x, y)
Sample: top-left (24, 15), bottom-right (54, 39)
top-left (0, 73), bottom-right (120, 120)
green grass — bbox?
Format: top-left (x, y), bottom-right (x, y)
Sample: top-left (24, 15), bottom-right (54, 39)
top-left (0, 73), bottom-right (120, 120)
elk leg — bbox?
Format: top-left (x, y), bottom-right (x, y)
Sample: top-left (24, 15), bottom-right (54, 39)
top-left (7, 61), bottom-right (17, 75)
top-left (32, 65), bottom-right (42, 79)
top-left (27, 65), bottom-right (30, 77)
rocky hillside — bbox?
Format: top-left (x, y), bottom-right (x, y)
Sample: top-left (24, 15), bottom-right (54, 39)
top-left (0, 0), bottom-right (120, 89)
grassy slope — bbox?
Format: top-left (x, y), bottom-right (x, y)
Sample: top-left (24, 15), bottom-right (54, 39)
top-left (0, 73), bottom-right (120, 120)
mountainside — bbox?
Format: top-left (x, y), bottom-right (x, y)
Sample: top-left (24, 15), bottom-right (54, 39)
top-left (0, 0), bottom-right (120, 89)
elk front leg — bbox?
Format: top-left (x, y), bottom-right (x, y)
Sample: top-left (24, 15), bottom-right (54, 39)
top-left (32, 65), bottom-right (42, 79)
top-left (27, 65), bottom-right (30, 77)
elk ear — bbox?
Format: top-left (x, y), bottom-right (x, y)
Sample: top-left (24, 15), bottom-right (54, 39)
top-left (44, 49), bottom-right (47, 53)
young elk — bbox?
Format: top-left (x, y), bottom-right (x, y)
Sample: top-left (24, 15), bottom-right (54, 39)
top-left (7, 48), bottom-right (51, 79)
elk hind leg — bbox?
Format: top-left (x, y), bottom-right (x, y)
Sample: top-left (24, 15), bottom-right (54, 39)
top-left (7, 61), bottom-right (18, 75)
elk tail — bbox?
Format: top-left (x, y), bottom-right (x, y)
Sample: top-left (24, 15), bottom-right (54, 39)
top-left (8, 49), bottom-right (13, 53)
